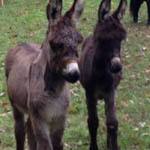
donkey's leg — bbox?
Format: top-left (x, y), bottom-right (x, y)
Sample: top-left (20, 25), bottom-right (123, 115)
top-left (132, 1), bottom-right (143, 23)
top-left (13, 107), bottom-right (25, 150)
top-left (86, 92), bottom-right (98, 150)
top-left (26, 118), bottom-right (37, 150)
top-left (51, 116), bottom-right (65, 150)
top-left (104, 91), bottom-right (119, 150)
top-left (51, 128), bottom-right (64, 150)
top-left (146, 0), bottom-right (150, 25)
top-left (30, 115), bottom-right (53, 150)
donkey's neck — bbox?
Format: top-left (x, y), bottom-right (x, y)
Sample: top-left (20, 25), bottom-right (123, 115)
top-left (44, 58), bottom-right (66, 96)
top-left (39, 37), bottom-right (66, 95)
top-left (94, 43), bottom-right (110, 68)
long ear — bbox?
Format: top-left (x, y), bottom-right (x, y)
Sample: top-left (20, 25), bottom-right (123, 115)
top-left (98, 0), bottom-right (111, 22)
top-left (64, 0), bottom-right (84, 26)
top-left (46, 0), bottom-right (62, 25)
top-left (113, 0), bottom-right (127, 20)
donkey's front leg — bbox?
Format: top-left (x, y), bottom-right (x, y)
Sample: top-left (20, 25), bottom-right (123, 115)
top-left (26, 118), bottom-right (37, 150)
top-left (30, 115), bottom-right (53, 150)
top-left (51, 128), bottom-right (64, 150)
top-left (86, 92), bottom-right (99, 150)
top-left (104, 91), bottom-right (119, 150)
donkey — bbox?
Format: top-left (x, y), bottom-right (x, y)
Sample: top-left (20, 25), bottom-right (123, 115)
top-left (130, 0), bottom-right (150, 25)
top-left (5, 0), bottom-right (84, 150)
top-left (79, 0), bottom-right (127, 149)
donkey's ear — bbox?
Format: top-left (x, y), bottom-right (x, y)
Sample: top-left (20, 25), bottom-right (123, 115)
top-left (65, 0), bottom-right (84, 26)
top-left (98, 0), bottom-right (111, 22)
top-left (46, 0), bottom-right (62, 25)
top-left (113, 0), bottom-right (127, 20)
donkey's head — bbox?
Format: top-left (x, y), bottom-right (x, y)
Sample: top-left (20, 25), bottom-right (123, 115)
top-left (46, 0), bottom-right (84, 83)
top-left (95, 0), bottom-right (127, 74)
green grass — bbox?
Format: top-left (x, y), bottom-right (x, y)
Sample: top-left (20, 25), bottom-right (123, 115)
top-left (0, 0), bottom-right (150, 150)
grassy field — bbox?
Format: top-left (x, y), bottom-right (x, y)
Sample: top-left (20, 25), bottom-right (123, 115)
top-left (0, 0), bottom-right (150, 150)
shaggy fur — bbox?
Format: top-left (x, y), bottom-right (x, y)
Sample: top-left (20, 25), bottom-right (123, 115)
top-left (79, 0), bottom-right (127, 150)
top-left (5, 0), bottom-right (84, 150)
top-left (130, 0), bottom-right (150, 25)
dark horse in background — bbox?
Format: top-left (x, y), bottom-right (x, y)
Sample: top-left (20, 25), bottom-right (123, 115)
top-left (79, 0), bottom-right (127, 150)
top-left (130, 0), bottom-right (150, 25)
top-left (5, 0), bottom-right (84, 149)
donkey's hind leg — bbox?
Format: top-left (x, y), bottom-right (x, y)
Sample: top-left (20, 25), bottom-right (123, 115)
top-left (26, 118), bottom-right (37, 150)
top-left (13, 107), bottom-right (25, 150)
top-left (131, 0), bottom-right (143, 23)
top-left (86, 91), bottom-right (99, 150)
top-left (104, 91), bottom-right (119, 150)
top-left (146, 0), bottom-right (150, 25)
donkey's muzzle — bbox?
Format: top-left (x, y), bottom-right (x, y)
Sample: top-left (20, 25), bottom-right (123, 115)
top-left (63, 62), bottom-right (80, 83)
top-left (65, 71), bottom-right (80, 83)
top-left (110, 57), bottom-right (122, 74)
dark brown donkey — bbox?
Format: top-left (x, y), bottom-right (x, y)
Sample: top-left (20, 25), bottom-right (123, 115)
top-left (5, 0), bottom-right (84, 150)
top-left (79, 0), bottom-right (127, 150)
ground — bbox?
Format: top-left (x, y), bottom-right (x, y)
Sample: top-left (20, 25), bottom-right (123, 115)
top-left (0, 0), bottom-right (150, 150)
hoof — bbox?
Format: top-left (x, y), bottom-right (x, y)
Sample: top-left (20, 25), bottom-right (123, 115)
top-left (133, 18), bottom-right (138, 23)
top-left (90, 145), bottom-right (98, 150)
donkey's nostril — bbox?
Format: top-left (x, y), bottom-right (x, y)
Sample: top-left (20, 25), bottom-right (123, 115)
top-left (68, 71), bottom-right (80, 83)
top-left (111, 57), bottom-right (122, 74)
top-left (111, 64), bottom-right (122, 74)
top-left (63, 71), bottom-right (80, 83)
top-left (63, 62), bottom-right (80, 83)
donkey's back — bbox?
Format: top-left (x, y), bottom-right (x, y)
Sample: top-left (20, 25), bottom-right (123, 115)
top-left (5, 43), bottom-right (41, 78)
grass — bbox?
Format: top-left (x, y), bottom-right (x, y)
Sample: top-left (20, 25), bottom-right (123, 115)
top-left (0, 0), bottom-right (150, 150)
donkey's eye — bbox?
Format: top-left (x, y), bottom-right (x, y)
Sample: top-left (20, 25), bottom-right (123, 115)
top-left (50, 42), bottom-right (64, 51)
top-left (75, 51), bottom-right (79, 57)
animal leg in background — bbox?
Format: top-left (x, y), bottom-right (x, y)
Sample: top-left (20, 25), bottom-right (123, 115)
top-left (130, 0), bottom-right (143, 23)
top-left (146, 0), bottom-right (150, 24)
